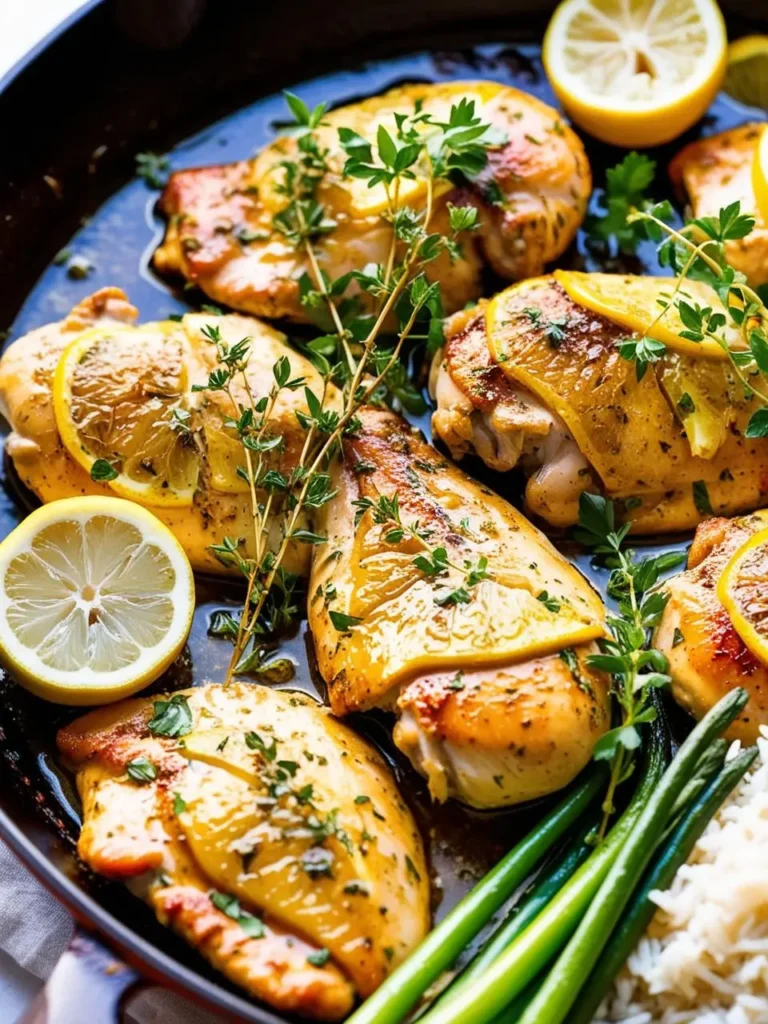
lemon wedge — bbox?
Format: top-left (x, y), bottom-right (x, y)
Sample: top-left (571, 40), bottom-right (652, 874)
top-left (718, 527), bottom-right (768, 667)
top-left (752, 124), bottom-right (768, 223)
top-left (53, 322), bottom-right (199, 508)
top-left (0, 497), bottom-right (194, 704)
top-left (554, 270), bottom-right (743, 361)
top-left (543, 0), bottom-right (727, 147)
top-left (725, 35), bottom-right (768, 111)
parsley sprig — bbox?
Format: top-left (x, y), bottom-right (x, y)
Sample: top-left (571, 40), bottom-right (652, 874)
top-left (573, 493), bottom-right (684, 838)
top-left (590, 154), bottom-right (768, 435)
top-left (585, 152), bottom-right (672, 254)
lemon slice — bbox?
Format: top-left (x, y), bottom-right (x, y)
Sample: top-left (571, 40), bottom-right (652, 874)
top-left (254, 82), bottom-right (497, 219)
top-left (752, 124), bottom-right (768, 223)
top-left (543, 0), bottom-right (727, 147)
top-left (554, 270), bottom-right (744, 361)
top-left (718, 527), bottom-right (768, 667)
top-left (0, 497), bottom-right (194, 704)
top-left (53, 322), bottom-right (199, 508)
top-left (725, 35), bottom-right (768, 111)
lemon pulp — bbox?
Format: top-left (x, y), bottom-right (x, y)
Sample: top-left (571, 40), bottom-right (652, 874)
top-left (54, 323), bottom-right (199, 507)
top-left (543, 0), bottom-right (727, 147)
top-left (718, 527), bottom-right (768, 667)
top-left (0, 498), bottom-right (194, 703)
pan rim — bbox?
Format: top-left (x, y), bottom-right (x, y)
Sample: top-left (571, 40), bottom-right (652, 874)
top-left (0, 0), bottom-right (103, 93)
top-left (0, 801), bottom-right (293, 1023)
top-left (0, 7), bottom-right (307, 1018)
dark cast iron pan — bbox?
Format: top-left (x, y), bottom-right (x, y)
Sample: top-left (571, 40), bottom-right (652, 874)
top-left (0, 1), bottom-right (766, 1021)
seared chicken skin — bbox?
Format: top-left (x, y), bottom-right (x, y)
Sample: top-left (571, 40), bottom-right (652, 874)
top-left (431, 274), bottom-right (768, 533)
top-left (656, 512), bottom-right (768, 743)
top-left (670, 123), bottom-right (768, 289)
top-left (58, 683), bottom-right (429, 1020)
top-left (6, 293), bottom-right (611, 808)
top-left (154, 81), bottom-right (591, 321)
top-left (0, 289), bottom-right (339, 575)
top-left (308, 407), bottom-right (610, 808)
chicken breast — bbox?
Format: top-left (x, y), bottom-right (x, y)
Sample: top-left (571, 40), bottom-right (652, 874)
top-left (0, 289), bottom-right (338, 574)
top-left (669, 123), bottom-right (768, 289)
top-left (57, 682), bottom-right (429, 1020)
top-left (154, 81), bottom-right (591, 321)
top-left (656, 512), bottom-right (768, 743)
top-left (430, 275), bottom-right (768, 533)
top-left (308, 407), bottom-right (610, 808)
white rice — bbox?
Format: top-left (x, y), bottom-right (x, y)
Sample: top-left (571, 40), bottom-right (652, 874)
top-left (594, 726), bottom-right (768, 1024)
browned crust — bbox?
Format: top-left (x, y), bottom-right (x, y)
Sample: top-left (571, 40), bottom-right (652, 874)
top-left (153, 885), bottom-right (355, 1021)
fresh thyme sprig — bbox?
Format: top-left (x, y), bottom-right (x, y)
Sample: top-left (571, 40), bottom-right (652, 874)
top-left (573, 493), bottom-right (684, 839)
top-left (200, 90), bottom-right (501, 678)
top-left (351, 492), bottom-right (490, 610)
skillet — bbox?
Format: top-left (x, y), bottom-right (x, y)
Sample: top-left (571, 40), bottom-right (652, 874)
top-left (0, 0), bottom-right (766, 1020)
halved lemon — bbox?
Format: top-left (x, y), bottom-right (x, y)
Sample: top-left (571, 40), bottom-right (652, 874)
top-left (725, 35), bottom-right (768, 111)
top-left (718, 527), bottom-right (768, 667)
top-left (752, 124), bottom-right (768, 223)
top-left (543, 0), bottom-right (727, 148)
top-left (554, 270), bottom-right (744, 361)
top-left (53, 322), bottom-right (199, 508)
top-left (0, 497), bottom-right (194, 704)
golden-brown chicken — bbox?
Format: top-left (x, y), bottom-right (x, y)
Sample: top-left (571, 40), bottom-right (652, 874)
top-left (430, 273), bottom-right (768, 533)
top-left (57, 682), bottom-right (429, 1020)
top-left (670, 123), bottom-right (768, 288)
top-left (8, 293), bottom-right (611, 809)
top-left (308, 407), bottom-right (610, 808)
top-left (656, 511), bottom-right (768, 743)
top-left (154, 81), bottom-right (591, 321)
top-left (0, 289), bottom-right (337, 574)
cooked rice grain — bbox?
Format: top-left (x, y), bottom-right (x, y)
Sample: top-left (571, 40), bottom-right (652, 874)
top-left (594, 727), bottom-right (768, 1024)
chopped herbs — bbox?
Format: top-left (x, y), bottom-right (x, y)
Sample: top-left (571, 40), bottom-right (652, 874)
top-left (693, 480), bottom-right (713, 516)
top-left (405, 855), bottom-right (422, 882)
top-left (537, 590), bottom-right (561, 613)
top-left (307, 948), bottom-right (331, 967)
top-left (148, 694), bottom-right (193, 739)
top-left (302, 847), bottom-right (335, 879)
top-left (354, 795), bottom-right (371, 805)
top-left (66, 254), bottom-right (93, 280)
top-left (677, 392), bottom-right (696, 415)
top-left (245, 731), bottom-right (278, 761)
top-left (172, 792), bottom-right (187, 815)
top-left (209, 891), bottom-right (265, 938)
top-left (135, 151), bottom-right (170, 189)
top-left (448, 671), bottom-right (465, 691)
top-left (343, 880), bottom-right (370, 896)
top-left (543, 317), bottom-right (569, 348)
top-left (329, 610), bottom-right (364, 632)
top-left (126, 757), bottom-right (157, 784)
top-left (90, 459), bottom-right (119, 482)
top-left (672, 627), bottom-right (685, 648)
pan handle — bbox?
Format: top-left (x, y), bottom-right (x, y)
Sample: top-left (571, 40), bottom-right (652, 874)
top-left (17, 927), bottom-right (141, 1024)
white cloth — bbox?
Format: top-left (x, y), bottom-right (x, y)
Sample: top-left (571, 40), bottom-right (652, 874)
top-left (0, 840), bottom-right (226, 1023)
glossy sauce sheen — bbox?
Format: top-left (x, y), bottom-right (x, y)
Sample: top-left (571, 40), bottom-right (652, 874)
top-left (0, 42), bottom-right (765, 972)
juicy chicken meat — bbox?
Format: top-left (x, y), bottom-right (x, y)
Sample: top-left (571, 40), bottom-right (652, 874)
top-left (57, 683), bottom-right (429, 1021)
top-left (154, 81), bottom-right (591, 321)
top-left (670, 123), bottom-right (768, 288)
top-left (0, 289), bottom-right (339, 575)
top-left (430, 275), bottom-right (768, 533)
top-left (308, 407), bottom-right (610, 808)
top-left (656, 512), bottom-right (768, 743)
